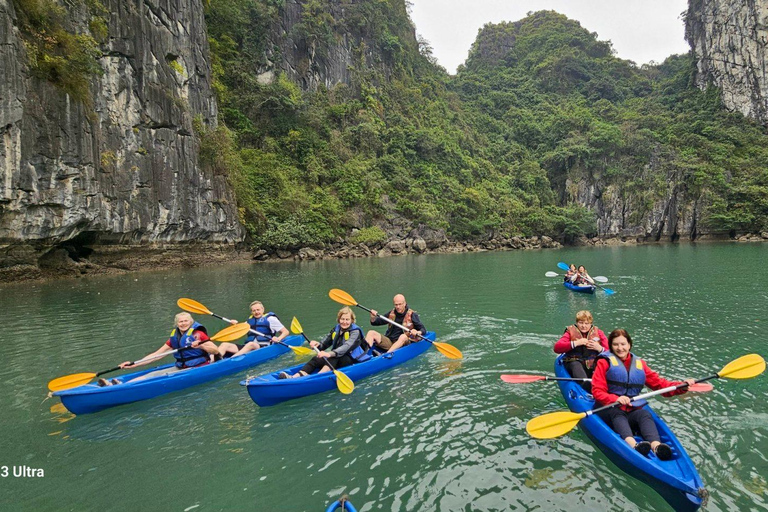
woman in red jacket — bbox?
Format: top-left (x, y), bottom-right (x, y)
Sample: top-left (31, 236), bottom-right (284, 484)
top-left (591, 329), bottom-right (695, 460)
top-left (553, 310), bottom-right (609, 390)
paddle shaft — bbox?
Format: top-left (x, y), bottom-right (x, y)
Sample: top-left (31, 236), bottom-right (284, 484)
top-left (209, 311), bottom-right (295, 351)
top-left (586, 375), bottom-right (716, 418)
top-left (297, 332), bottom-right (341, 372)
top-left (353, 303), bottom-right (428, 343)
top-left (94, 346), bottom-right (195, 377)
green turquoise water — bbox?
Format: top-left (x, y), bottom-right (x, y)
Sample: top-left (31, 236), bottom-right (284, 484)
top-left (1, 243), bottom-right (766, 511)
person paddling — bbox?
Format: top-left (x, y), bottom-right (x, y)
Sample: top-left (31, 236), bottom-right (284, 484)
top-left (574, 265), bottom-right (595, 287)
top-left (98, 312), bottom-right (219, 385)
top-left (553, 310), bottom-right (608, 390)
top-left (591, 329), bottom-right (695, 460)
top-left (564, 263), bottom-right (577, 283)
top-left (218, 301), bottom-right (289, 358)
top-left (279, 307), bottom-right (370, 379)
top-left (365, 294), bottom-right (426, 354)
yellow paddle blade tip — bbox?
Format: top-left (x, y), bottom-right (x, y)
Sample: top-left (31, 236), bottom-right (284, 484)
top-left (432, 341), bottom-right (462, 359)
top-left (47, 373), bottom-right (96, 392)
top-left (211, 322), bottom-right (251, 342)
top-left (719, 353), bottom-right (766, 380)
top-left (525, 411), bottom-right (585, 439)
top-left (334, 371), bottom-right (355, 394)
top-left (176, 298), bottom-right (212, 315)
top-left (328, 289), bottom-right (357, 306)
top-left (290, 317), bottom-right (303, 335)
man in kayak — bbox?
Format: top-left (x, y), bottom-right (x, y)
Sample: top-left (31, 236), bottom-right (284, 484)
top-left (98, 312), bottom-right (219, 385)
top-left (365, 294), bottom-right (426, 354)
top-left (278, 307), bottom-right (369, 378)
top-left (553, 310), bottom-right (608, 390)
top-left (591, 329), bottom-right (695, 459)
top-left (218, 301), bottom-right (289, 357)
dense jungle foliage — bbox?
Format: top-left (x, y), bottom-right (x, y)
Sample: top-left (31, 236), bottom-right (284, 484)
top-left (201, 2), bottom-right (768, 248)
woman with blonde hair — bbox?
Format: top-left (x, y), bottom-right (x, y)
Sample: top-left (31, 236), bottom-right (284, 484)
top-left (279, 307), bottom-right (370, 379)
top-left (553, 310), bottom-right (609, 390)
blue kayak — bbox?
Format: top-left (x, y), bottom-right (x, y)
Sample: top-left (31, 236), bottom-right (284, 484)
top-left (563, 281), bottom-right (595, 294)
top-left (54, 335), bottom-right (305, 414)
top-left (326, 498), bottom-right (357, 512)
top-left (554, 355), bottom-right (707, 511)
top-left (243, 332), bottom-right (436, 406)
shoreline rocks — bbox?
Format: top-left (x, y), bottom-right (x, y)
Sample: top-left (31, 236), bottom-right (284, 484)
top-left (1, 232), bottom-right (765, 285)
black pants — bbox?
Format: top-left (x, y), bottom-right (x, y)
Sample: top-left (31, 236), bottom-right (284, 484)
top-left (564, 360), bottom-right (592, 392)
top-left (598, 406), bottom-right (660, 443)
top-left (300, 353), bottom-right (355, 374)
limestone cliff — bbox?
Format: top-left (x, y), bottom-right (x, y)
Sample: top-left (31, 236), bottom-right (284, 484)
top-left (686, 0), bottom-right (768, 125)
top-left (256, 0), bottom-right (416, 91)
top-left (0, 0), bottom-right (243, 270)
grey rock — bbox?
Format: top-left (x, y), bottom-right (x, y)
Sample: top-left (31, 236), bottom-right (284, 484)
top-left (386, 240), bottom-right (405, 253)
top-left (0, 0), bottom-right (243, 270)
top-left (686, 0), bottom-right (768, 125)
top-left (412, 237), bottom-right (427, 253)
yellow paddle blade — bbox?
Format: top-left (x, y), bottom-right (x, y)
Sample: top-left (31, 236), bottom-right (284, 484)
top-left (718, 353), bottom-right (766, 380)
top-left (526, 410), bottom-right (586, 439)
top-left (177, 298), bottom-right (213, 316)
top-left (328, 289), bottom-right (358, 306)
top-left (433, 341), bottom-right (463, 359)
top-left (290, 316), bottom-right (304, 335)
top-left (210, 322), bottom-right (251, 342)
top-left (334, 370), bottom-right (355, 394)
top-left (48, 372), bottom-right (97, 392)
top-left (289, 345), bottom-right (315, 356)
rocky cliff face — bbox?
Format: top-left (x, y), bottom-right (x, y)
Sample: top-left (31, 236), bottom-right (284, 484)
top-left (0, 0), bottom-right (243, 270)
top-left (565, 164), bottom-right (705, 242)
top-left (686, 0), bottom-right (768, 125)
top-left (256, 0), bottom-right (416, 90)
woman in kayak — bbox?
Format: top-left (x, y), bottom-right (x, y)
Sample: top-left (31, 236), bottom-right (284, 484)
top-left (591, 329), bottom-right (695, 460)
top-left (564, 264), bottom-right (577, 282)
top-left (553, 310), bottom-right (608, 390)
top-left (278, 307), bottom-right (369, 379)
top-left (218, 301), bottom-right (289, 357)
top-left (574, 265), bottom-right (594, 287)
top-left (98, 312), bottom-right (219, 385)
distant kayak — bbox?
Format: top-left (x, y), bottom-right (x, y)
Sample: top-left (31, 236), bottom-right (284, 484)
top-left (325, 498), bottom-right (357, 512)
top-left (554, 355), bottom-right (707, 511)
top-left (243, 332), bottom-right (436, 407)
top-left (54, 335), bottom-right (305, 415)
top-left (563, 281), bottom-right (596, 294)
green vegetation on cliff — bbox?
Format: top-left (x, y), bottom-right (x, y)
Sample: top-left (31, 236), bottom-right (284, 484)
top-left (455, 11), bottom-right (768, 236)
top-left (202, 4), bottom-right (768, 247)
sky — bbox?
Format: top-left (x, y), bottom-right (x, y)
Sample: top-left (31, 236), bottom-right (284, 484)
top-left (409, 0), bottom-right (690, 74)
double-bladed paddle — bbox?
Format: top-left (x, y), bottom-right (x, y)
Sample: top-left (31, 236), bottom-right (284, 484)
top-left (500, 373), bottom-right (714, 391)
top-left (557, 262), bottom-right (615, 295)
top-left (47, 322), bottom-right (252, 392)
top-left (177, 298), bottom-right (314, 356)
top-left (328, 289), bottom-right (462, 359)
top-left (289, 317), bottom-right (354, 395)
top-left (545, 271), bottom-right (608, 283)
top-left (525, 353), bottom-right (765, 440)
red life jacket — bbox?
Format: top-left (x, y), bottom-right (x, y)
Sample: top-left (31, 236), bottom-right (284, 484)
top-left (562, 324), bottom-right (602, 369)
top-left (389, 309), bottom-right (418, 340)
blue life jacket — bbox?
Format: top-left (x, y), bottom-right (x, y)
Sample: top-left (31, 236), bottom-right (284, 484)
top-left (330, 323), bottom-right (370, 363)
top-left (247, 312), bottom-right (278, 344)
top-left (599, 351), bottom-right (647, 407)
top-left (169, 322), bottom-right (208, 368)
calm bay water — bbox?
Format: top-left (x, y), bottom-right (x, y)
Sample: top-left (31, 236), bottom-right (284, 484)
top-left (1, 243), bottom-right (766, 511)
